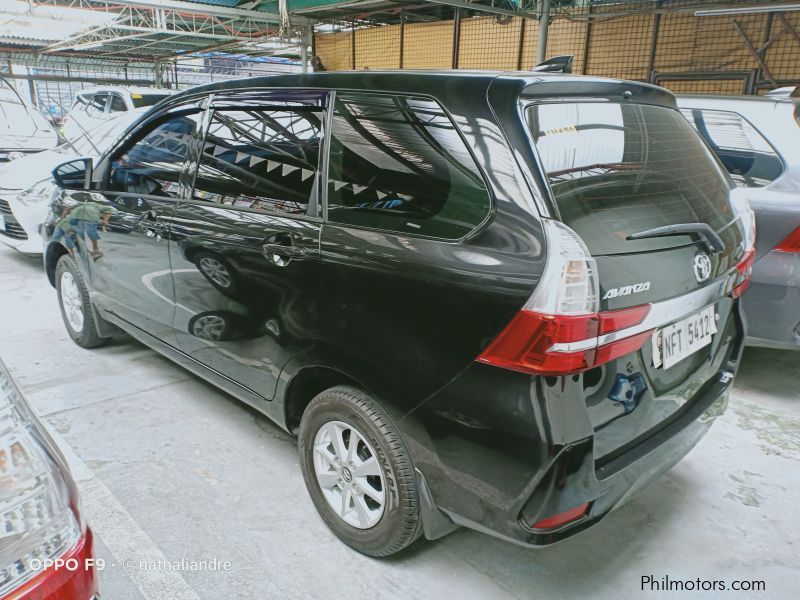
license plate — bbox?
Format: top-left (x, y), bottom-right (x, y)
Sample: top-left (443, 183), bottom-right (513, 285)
top-left (652, 305), bottom-right (717, 369)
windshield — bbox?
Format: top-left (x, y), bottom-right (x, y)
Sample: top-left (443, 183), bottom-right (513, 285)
top-left (131, 93), bottom-right (169, 109)
top-left (527, 102), bottom-right (734, 255)
top-left (61, 113), bottom-right (137, 157)
top-left (0, 85), bottom-right (54, 136)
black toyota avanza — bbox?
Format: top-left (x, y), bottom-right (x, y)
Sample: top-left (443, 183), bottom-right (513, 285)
top-left (43, 72), bottom-right (754, 556)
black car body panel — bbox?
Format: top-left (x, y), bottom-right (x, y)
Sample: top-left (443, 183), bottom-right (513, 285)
top-left (44, 71), bottom-right (747, 548)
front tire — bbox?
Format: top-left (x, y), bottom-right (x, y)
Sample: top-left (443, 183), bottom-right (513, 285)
top-left (55, 255), bottom-right (108, 348)
top-left (299, 386), bottom-right (422, 557)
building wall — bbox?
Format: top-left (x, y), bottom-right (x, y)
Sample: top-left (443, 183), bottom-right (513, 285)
top-left (313, 1), bottom-right (800, 95)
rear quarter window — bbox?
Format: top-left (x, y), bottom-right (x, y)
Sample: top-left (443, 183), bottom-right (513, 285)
top-left (326, 93), bottom-right (491, 240)
top-left (680, 108), bottom-right (784, 188)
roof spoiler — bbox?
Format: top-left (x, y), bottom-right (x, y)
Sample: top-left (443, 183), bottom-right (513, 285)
top-left (531, 55), bottom-right (573, 74)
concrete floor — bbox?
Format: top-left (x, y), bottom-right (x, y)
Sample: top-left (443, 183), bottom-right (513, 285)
top-left (1, 244), bottom-right (798, 600)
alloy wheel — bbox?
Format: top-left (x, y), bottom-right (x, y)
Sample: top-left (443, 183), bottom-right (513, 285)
top-left (312, 420), bottom-right (386, 529)
top-left (191, 314), bottom-right (228, 341)
top-left (198, 257), bottom-right (232, 288)
top-left (60, 271), bottom-right (84, 333)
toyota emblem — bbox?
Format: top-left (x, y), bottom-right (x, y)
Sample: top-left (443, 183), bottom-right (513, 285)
top-left (693, 253), bottom-right (712, 283)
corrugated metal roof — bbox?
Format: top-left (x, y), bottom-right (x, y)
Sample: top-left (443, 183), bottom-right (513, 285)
top-left (0, 0), bottom-right (301, 60)
top-left (0, 0), bottom-right (113, 44)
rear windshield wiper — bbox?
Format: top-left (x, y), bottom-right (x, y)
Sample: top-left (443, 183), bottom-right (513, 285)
top-left (626, 223), bottom-right (725, 254)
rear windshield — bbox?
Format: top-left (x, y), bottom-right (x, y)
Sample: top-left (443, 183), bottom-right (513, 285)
top-left (527, 102), bottom-right (733, 255)
top-left (131, 93), bottom-right (168, 109)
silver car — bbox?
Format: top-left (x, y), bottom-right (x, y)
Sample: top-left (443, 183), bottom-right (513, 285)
top-left (63, 86), bottom-right (171, 143)
top-left (0, 109), bottom-right (144, 254)
top-left (0, 77), bottom-right (59, 163)
top-left (678, 95), bottom-right (800, 350)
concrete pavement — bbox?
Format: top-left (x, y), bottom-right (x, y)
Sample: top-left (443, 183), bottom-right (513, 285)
top-left (1, 245), bottom-right (798, 599)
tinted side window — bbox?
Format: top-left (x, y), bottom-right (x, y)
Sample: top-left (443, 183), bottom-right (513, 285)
top-left (190, 107), bottom-right (323, 215)
top-left (86, 94), bottom-right (108, 117)
top-left (681, 108), bottom-right (784, 188)
top-left (109, 94), bottom-right (127, 113)
top-left (109, 113), bottom-right (199, 197)
top-left (72, 95), bottom-right (89, 112)
top-left (326, 93), bottom-right (490, 239)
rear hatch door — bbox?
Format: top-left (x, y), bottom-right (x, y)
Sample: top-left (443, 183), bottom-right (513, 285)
top-left (527, 98), bottom-right (745, 461)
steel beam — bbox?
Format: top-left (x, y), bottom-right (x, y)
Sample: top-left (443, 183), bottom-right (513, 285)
top-left (696, 4), bottom-right (800, 17)
top-left (44, 0), bottom-right (314, 25)
top-left (426, 0), bottom-right (534, 19)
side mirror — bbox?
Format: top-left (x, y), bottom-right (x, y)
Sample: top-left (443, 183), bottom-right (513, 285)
top-left (52, 158), bottom-right (93, 190)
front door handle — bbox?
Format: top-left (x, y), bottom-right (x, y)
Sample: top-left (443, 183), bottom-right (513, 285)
top-left (262, 244), bottom-right (305, 259)
top-left (262, 240), bottom-right (305, 266)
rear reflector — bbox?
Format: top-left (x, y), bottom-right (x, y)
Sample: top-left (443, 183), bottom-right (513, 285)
top-left (775, 226), bottom-right (800, 253)
top-left (478, 305), bottom-right (651, 376)
top-left (532, 503), bottom-right (590, 530)
top-left (732, 247), bottom-right (755, 299)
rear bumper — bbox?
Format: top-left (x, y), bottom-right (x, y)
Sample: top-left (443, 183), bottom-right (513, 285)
top-left (424, 382), bottom-right (729, 548)
top-left (743, 250), bottom-right (800, 349)
top-left (405, 305), bottom-right (743, 548)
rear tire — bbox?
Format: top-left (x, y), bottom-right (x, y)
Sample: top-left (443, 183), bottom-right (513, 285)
top-left (55, 255), bottom-right (108, 348)
top-left (298, 385), bottom-right (422, 557)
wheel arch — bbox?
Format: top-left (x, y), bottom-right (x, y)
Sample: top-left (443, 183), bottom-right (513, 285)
top-left (45, 242), bottom-right (69, 287)
top-left (283, 361), bottom-right (458, 544)
top-left (283, 365), bottom-right (367, 434)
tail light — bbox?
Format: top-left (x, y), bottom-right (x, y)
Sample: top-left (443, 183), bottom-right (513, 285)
top-left (732, 248), bottom-right (755, 299)
top-left (729, 192), bottom-right (757, 299)
top-left (0, 360), bottom-right (93, 599)
top-left (478, 220), bottom-right (652, 376)
top-left (775, 226), bottom-right (800, 253)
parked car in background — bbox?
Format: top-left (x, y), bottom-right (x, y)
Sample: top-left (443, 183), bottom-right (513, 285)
top-left (63, 86), bottom-right (170, 142)
top-left (0, 358), bottom-right (98, 599)
top-left (0, 77), bottom-right (59, 163)
top-left (678, 95), bottom-right (800, 349)
top-left (43, 72), bottom-right (753, 556)
top-left (0, 109), bottom-right (144, 254)
top-left (763, 86), bottom-right (798, 98)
